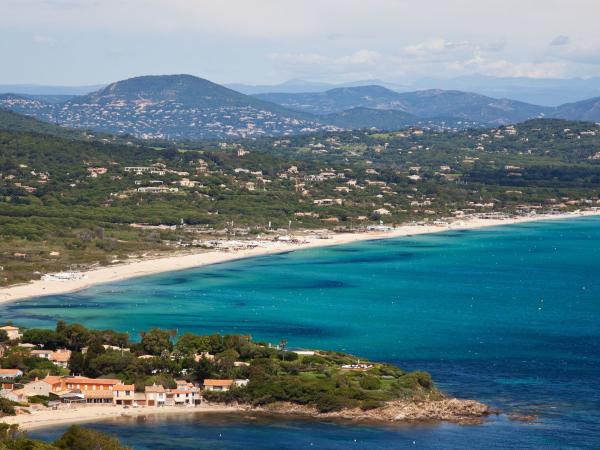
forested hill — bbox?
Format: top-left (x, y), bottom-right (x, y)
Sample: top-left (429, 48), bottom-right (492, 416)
top-left (76, 74), bottom-right (300, 112)
top-left (0, 108), bottom-right (78, 138)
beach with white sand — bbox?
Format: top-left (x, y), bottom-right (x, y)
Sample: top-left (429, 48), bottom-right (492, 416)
top-left (1, 210), bottom-right (598, 306)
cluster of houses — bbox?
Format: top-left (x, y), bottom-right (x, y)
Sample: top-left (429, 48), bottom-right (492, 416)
top-left (0, 325), bottom-right (248, 409)
top-left (0, 374), bottom-right (248, 407)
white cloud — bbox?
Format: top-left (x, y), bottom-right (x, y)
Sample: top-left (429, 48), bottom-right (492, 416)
top-left (3, 0), bottom-right (600, 83)
top-left (267, 38), bottom-right (572, 82)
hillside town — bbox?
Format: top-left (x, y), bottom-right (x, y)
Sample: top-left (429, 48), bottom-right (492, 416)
top-left (0, 94), bottom-right (337, 140)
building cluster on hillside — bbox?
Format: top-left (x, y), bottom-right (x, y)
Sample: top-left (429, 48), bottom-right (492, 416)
top-left (0, 373), bottom-right (248, 407)
top-left (0, 96), bottom-right (338, 139)
top-left (0, 326), bottom-right (248, 409)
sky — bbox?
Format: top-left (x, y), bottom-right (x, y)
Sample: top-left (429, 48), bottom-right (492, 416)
top-left (2, 0), bottom-right (600, 86)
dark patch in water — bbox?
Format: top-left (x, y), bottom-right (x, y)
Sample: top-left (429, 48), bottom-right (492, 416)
top-left (314, 251), bottom-right (417, 265)
top-left (154, 277), bottom-right (189, 286)
top-left (242, 275), bottom-right (349, 290)
top-left (401, 244), bottom-right (444, 250)
top-left (328, 247), bottom-right (362, 253)
top-left (190, 272), bottom-right (231, 279)
top-left (1, 312), bottom-right (68, 322)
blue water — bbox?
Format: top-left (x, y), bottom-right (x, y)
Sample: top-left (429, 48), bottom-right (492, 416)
top-left (6, 217), bottom-right (600, 449)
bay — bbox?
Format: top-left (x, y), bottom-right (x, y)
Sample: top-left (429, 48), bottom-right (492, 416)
top-left (8, 217), bottom-right (599, 449)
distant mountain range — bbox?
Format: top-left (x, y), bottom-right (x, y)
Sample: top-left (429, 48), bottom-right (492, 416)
top-left (229, 76), bottom-right (600, 106)
top-left (256, 85), bottom-right (600, 125)
top-left (1, 74), bottom-right (599, 140)
top-left (4, 75), bottom-right (600, 105)
top-left (409, 75), bottom-right (600, 107)
top-left (226, 78), bottom-right (400, 95)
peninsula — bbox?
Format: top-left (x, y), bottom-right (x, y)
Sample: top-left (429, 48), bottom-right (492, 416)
top-left (0, 323), bottom-right (489, 431)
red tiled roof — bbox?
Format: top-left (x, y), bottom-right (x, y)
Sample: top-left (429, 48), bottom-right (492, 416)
top-left (83, 390), bottom-right (113, 399)
top-left (42, 376), bottom-right (63, 386)
top-left (31, 350), bottom-right (52, 355)
top-left (203, 379), bottom-right (233, 387)
top-left (50, 350), bottom-right (71, 362)
top-left (113, 384), bottom-right (134, 391)
top-left (145, 384), bottom-right (166, 393)
top-left (66, 377), bottom-right (120, 385)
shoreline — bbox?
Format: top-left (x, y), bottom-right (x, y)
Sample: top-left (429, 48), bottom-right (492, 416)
top-left (1, 404), bottom-right (242, 431)
top-left (1, 210), bottom-right (598, 305)
top-left (2, 397), bottom-right (490, 431)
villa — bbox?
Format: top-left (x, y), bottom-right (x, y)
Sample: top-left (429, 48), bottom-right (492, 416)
top-left (0, 369), bottom-right (23, 381)
top-left (30, 349), bottom-right (72, 368)
top-left (144, 384), bottom-right (166, 407)
top-left (112, 384), bottom-right (135, 406)
top-left (203, 379), bottom-right (234, 392)
top-left (0, 326), bottom-right (22, 341)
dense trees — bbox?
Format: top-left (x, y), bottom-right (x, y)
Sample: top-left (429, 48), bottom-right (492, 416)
top-left (2, 322), bottom-right (440, 413)
top-left (140, 329), bottom-right (174, 356)
top-left (0, 423), bottom-right (129, 450)
top-left (53, 426), bottom-right (129, 450)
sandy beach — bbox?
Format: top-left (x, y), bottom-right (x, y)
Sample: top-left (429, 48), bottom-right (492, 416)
top-left (0, 210), bottom-right (598, 305)
top-left (1, 404), bottom-right (243, 431)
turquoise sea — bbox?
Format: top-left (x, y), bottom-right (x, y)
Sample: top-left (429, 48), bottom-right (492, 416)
top-left (4, 216), bottom-right (600, 449)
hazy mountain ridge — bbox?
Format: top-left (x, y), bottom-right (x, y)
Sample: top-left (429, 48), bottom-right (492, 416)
top-left (255, 85), bottom-right (411, 115)
top-left (554, 96), bottom-right (600, 121)
top-left (255, 86), bottom-right (557, 124)
top-left (1, 74), bottom-right (600, 140)
top-left (257, 85), bottom-right (600, 125)
top-left (229, 76), bottom-right (600, 105)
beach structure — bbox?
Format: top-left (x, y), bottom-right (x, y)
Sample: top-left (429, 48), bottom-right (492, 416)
top-left (291, 350), bottom-right (316, 356)
top-left (112, 384), bottom-right (135, 406)
top-left (168, 389), bottom-right (198, 406)
top-left (38, 376), bottom-right (122, 404)
top-left (144, 384), bottom-right (166, 407)
top-left (341, 363), bottom-right (374, 371)
top-left (41, 272), bottom-right (87, 282)
top-left (166, 380), bottom-right (201, 406)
